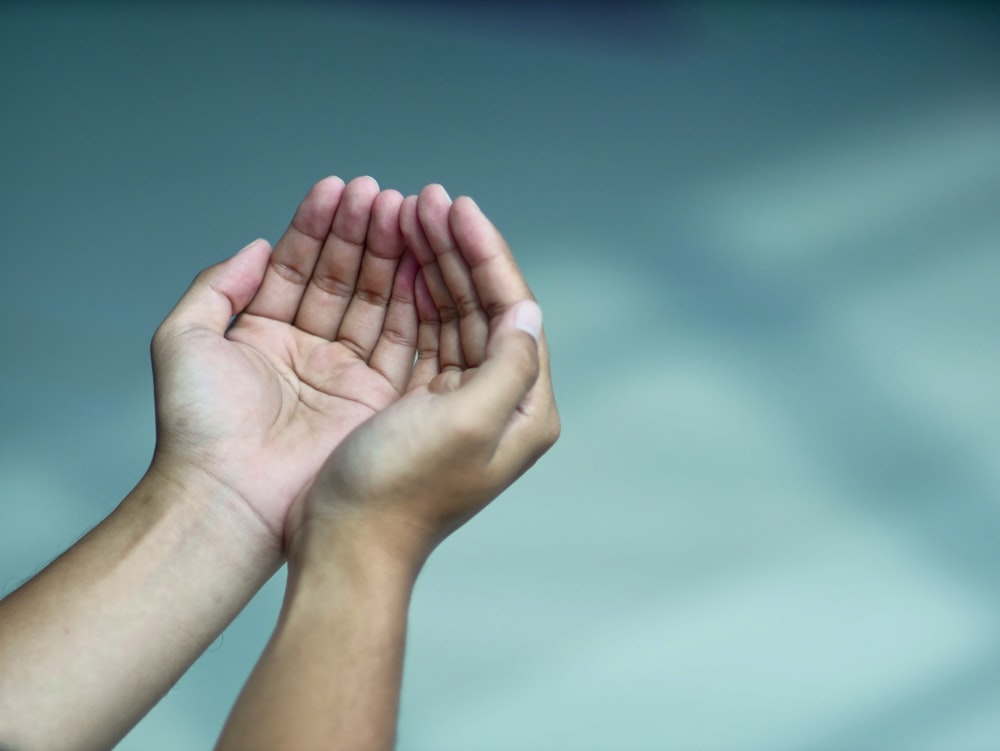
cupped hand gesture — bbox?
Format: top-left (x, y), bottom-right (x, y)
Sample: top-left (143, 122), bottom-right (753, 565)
top-left (150, 177), bottom-right (420, 545)
top-left (287, 185), bottom-right (560, 568)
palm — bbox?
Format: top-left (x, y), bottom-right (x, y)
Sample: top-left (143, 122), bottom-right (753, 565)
top-left (153, 178), bottom-right (419, 539)
top-left (230, 314), bottom-right (398, 421)
top-left (224, 316), bottom-right (400, 505)
top-left (285, 183), bottom-right (558, 560)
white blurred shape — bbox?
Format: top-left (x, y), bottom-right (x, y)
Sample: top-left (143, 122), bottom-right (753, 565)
top-left (694, 96), bottom-right (1000, 264)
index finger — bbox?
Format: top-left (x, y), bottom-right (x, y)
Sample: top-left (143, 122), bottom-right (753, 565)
top-left (244, 176), bottom-right (346, 323)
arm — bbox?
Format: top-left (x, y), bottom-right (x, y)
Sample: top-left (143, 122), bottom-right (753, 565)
top-left (0, 464), bottom-right (280, 751)
top-left (0, 176), bottom-right (420, 750)
top-left (216, 186), bottom-right (560, 750)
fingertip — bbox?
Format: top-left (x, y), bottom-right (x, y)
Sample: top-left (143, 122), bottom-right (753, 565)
top-left (486, 300), bottom-right (542, 383)
top-left (512, 300), bottom-right (542, 341)
top-left (417, 185), bottom-right (460, 260)
top-left (348, 174), bottom-right (380, 193)
top-left (448, 196), bottom-right (499, 256)
top-left (240, 235), bottom-right (270, 250)
top-left (401, 195), bottom-right (435, 264)
top-left (339, 176), bottom-right (381, 217)
top-left (313, 174), bottom-right (346, 192)
top-left (497, 300), bottom-right (541, 366)
top-left (292, 179), bottom-right (345, 240)
top-left (221, 237), bottom-right (272, 302)
top-left (451, 195), bottom-right (479, 214)
top-left (235, 237), bottom-right (262, 255)
top-left (371, 190), bottom-right (406, 246)
top-left (400, 194), bottom-right (418, 226)
top-left (399, 194), bottom-right (417, 231)
top-left (303, 176), bottom-right (346, 203)
top-left (449, 195), bottom-right (486, 228)
top-left (416, 184), bottom-right (453, 220)
top-left (165, 238), bottom-right (271, 335)
top-left (376, 187), bottom-right (405, 208)
top-left (232, 236), bottom-right (272, 262)
top-left (419, 183), bottom-right (451, 204)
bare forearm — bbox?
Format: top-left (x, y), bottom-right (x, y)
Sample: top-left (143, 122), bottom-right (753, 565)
top-left (0, 467), bottom-right (281, 751)
top-left (217, 523), bottom-right (417, 751)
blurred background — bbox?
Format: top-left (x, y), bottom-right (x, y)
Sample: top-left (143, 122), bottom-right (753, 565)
top-left (2, 1), bottom-right (999, 748)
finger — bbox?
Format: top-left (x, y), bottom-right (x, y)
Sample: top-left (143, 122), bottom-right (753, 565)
top-left (416, 185), bottom-right (490, 366)
top-left (368, 250), bottom-right (419, 394)
top-left (452, 300), bottom-right (542, 435)
top-left (400, 194), bottom-right (465, 370)
top-left (447, 194), bottom-right (557, 428)
top-left (161, 239), bottom-right (272, 336)
top-left (244, 176), bottom-right (344, 323)
top-left (293, 176), bottom-right (381, 339)
top-left (407, 269), bottom-right (442, 391)
top-left (334, 189), bottom-right (406, 359)
top-left (448, 196), bottom-right (533, 316)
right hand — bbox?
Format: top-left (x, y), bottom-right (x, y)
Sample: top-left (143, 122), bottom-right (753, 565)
top-left (286, 185), bottom-right (560, 569)
top-left (149, 176), bottom-right (420, 548)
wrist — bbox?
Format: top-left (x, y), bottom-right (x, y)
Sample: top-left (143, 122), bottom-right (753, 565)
top-left (140, 456), bottom-right (284, 564)
top-left (0, 456), bottom-right (284, 750)
top-left (219, 505), bottom-right (416, 751)
top-left (286, 509), bottom-right (426, 598)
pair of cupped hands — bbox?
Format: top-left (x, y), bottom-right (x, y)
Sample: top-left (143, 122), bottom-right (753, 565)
top-left (149, 177), bottom-right (559, 572)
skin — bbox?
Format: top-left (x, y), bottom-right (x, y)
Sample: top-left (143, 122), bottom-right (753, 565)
top-left (0, 179), bottom-right (558, 751)
top-left (153, 176), bottom-right (422, 541)
top-left (215, 186), bottom-right (559, 751)
top-left (0, 176), bottom-right (427, 750)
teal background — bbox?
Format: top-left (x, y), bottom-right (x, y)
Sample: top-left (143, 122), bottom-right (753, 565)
top-left (2, 2), bottom-right (1000, 748)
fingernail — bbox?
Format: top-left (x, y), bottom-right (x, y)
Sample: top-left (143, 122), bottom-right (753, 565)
top-left (514, 300), bottom-right (542, 340)
top-left (439, 185), bottom-right (452, 202)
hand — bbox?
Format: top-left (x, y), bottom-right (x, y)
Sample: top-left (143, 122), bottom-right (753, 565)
top-left (150, 176), bottom-right (420, 546)
top-left (286, 185), bottom-right (560, 569)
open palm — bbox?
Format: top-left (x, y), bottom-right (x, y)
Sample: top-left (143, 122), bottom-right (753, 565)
top-left (285, 185), bottom-right (559, 562)
top-left (151, 177), bottom-right (419, 542)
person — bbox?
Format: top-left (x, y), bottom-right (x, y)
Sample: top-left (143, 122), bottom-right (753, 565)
top-left (0, 177), bottom-right (559, 751)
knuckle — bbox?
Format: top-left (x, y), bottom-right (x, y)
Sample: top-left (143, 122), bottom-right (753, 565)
top-left (484, 300), bottom-right (510, 321)
top-left (150, 323), bottom-right (171, 353)
top-left (353, 285), bottom-right (391, 309)
top-left (271, 258), bottom-right (311, 286)
top-left (542, 411), bottom-right (562, 448)
top-left (192, 266), bottom-right (214, 285)
top-left (310, 272), bottom-right (354, 299)
top-left (335, 332), bottom-right (368, 360)
top-left (150, 323), bottom-right (181, 363)
top-left (437, 303), bottom-right (460, 324)
top-left (379, 323), bottom-right (415, 349)
top-left (453, 289), bottom-right (481, 318)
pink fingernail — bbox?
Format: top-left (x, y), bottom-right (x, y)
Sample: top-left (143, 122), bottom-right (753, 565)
top-left (514, 301), bottom-right (542, 341)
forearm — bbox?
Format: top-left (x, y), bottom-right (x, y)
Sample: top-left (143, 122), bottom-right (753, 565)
top-left (0, 466), bottom-right (282, 751)
top-left (216, 521), bottom-right (418, 751)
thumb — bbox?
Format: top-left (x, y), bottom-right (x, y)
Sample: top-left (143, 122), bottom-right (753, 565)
top-left (163, 239), bottom-right (272, 334)
top-left (455, 300), bottom-right (542, 427)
